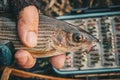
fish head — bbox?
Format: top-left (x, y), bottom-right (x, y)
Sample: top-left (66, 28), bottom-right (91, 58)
top-left (51, 26), bottom-right (99, 53)
top-left (66, 32), bottom-right (96, 53)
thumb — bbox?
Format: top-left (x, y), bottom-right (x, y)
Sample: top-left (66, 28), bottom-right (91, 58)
top-left (18, 5), bottom-right (39, 47)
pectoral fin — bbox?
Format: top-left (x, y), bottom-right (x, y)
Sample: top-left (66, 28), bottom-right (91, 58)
top-left (28, 50), bottom-right (64, 58)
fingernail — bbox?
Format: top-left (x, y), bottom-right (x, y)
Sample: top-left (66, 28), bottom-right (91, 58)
top-left (26, 32), bottom-right (37, 47)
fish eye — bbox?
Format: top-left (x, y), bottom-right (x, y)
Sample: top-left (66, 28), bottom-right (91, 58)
top-left (72, 33), bottom-right (82, 43)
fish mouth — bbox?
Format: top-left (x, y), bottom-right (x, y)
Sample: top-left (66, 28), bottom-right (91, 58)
top-left (79, 45), bottom-right (94, 54)
top-left (78, 41), bottom-right (95, 54)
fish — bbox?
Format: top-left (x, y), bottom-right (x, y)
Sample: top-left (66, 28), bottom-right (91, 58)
top-left (0, 13), bottom-right (99, 58)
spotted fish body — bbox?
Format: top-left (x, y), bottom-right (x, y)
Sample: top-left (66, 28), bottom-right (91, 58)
top-left (0, 13), bottom-right (98, 58)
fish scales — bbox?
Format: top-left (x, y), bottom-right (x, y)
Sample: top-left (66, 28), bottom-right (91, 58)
top-left (0, 14), bottom-right (64, 57)
top-left (0, 23), bottom-right (56, 51)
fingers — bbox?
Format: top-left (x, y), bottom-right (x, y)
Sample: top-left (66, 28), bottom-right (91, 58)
top-left (17, 6), bottom-right (38, 68)
top-left (18, 5), bottom-right (39, 48)
top-left (15, 50), bottom-right (36, 69)
top-left (15, 50), bottom-right (66, 69)
top-left (50, 54), bottom-right (66, 69)
top-left (17, 5), bottom-right (66, 69)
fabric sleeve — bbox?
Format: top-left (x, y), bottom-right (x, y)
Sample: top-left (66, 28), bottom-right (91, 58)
top-left (10, 0), bottom-right (43, 15)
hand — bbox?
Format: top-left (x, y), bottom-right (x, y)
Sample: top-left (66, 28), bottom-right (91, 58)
top-left (14, 5), bottom-right (66, 69)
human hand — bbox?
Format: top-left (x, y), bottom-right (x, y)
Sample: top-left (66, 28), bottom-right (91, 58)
top-left (14, 5), bottom-right (66, 69)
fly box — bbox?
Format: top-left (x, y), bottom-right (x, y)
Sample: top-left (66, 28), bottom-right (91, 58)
top-left (52, 0), bottom-right (120, 78)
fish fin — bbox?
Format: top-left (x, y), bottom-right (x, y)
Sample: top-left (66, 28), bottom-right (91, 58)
top-left (28, 50), bottom-right (64, 58)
